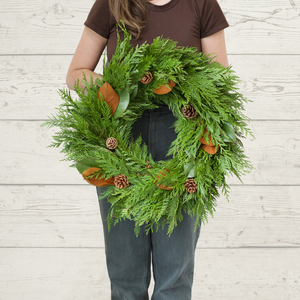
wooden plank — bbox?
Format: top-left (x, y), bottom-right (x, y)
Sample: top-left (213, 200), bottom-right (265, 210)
top-left (0, 185), bottom-right (299, 248)
top-left (0, 55), bottom-right (104, 120)
top-left (193, 248), bottom-right (300, 300)
top-left (0, 248), bottom-right (111, 300)
top-left (0, 248), bottom-right (299, 300)
top-left (0, 1), bottom-right (300, 54)
top-left (1, 54), bottom-right (299, 120)
top-left (0, 185), bottom-right (103, 247)
top-left (0, 0), bottom-right (92, 55)
top-left (0, 120), bottom-right (299, 184)
top-left (224, 0), bottom-right (300, 54)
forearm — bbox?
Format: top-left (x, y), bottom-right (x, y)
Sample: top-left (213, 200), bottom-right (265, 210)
top-left (66, 68), bottom-right (102, 91)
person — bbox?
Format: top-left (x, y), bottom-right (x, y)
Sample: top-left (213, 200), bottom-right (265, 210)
top-left (66, 0), bottom-right (229, 299)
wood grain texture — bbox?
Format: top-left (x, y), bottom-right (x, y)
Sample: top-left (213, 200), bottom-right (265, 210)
top-left (0, 55), bottom-right (105, 120)
top-left (0, 248), bottom-right (299, 300)
top-left (1, 0), bottom-right (300, 299)
top-left (0, 185), bottom-right (299, 248)
top-left (1, 54), bottom-right (299, 120)
top-left (0, 1), bottom-right (300, 54)
top-left (0, 120), bottom-right (299, 184)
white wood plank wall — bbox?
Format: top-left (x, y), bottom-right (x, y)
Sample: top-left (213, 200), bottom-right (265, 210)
top-left (0, 0), bottom-right (299, 299)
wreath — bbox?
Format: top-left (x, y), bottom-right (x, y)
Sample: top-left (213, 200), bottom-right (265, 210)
top-left (42, 21), bottom-right (255, 236)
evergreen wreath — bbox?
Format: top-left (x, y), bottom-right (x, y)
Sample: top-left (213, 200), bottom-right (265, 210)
top-left (42, 21), bottom-right (255, 236)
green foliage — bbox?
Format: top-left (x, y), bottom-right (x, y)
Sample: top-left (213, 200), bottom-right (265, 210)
top-left (41, 21), bottom-right (256, 236)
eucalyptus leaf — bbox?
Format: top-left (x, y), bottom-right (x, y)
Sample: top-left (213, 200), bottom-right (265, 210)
top-left (130, 84), bottom-right (138, 101)
top-left (187, 167), bottom-right (196, 178)
top-left (75, 157), bottom-right (99, 174)
top-left (185, 150), bottom-right (195, 159)
top-left (76, 162), bottom-right (90, 174)
top-left (184, 160), bottom-right (196, 178)
top-left (220, 134), bottom-right (232, 142)
top-left (113, 87), bottom-right (130, 119)
top-left (221, 122), bottom-right (236, 142)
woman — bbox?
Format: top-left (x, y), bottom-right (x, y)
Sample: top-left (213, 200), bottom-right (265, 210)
top-left (66, 0), bottom-right (229, 299)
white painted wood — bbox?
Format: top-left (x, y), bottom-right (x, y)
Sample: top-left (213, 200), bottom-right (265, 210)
top-left (0, 248), bottom-right (111, 300)
top-left (0, 185), bottom-right (299, 248)
top-left (0, 248), bottom-right (299, 300)
top-left (1, 0), bottom-right (300, 299)
top-left (0, 54), bottom-right (105, 120)
top-left (1, 54), bottom-right (299, 120)
top-left (1, 120), bottom-right (299, 184)
top-left (0, 1), bottom-right (300, 54)
top-left (0, 0), bottom-right (91, 55)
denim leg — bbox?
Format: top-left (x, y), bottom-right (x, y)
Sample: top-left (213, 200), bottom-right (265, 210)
top-left (96, 104), bottom-right (201, 299)
top-left (143, 105), bottom-right (201, 299)
top-left (151, 212), bottom-right (201, 300)
top-left (96, 186), bottom-right (151, 300)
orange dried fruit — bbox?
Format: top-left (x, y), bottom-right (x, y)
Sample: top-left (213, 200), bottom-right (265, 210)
top-left (199, 127), bottom-right (215, 146)
top-left (97, 82), bottom-right (119, 117)
top-left (153, 79), bottom-right (175, 95)
top-left (154, 168), bottom-right (175, 190)
top-left (201, 144), bottom-right (219, 155)
top-left (82, 167), bottom-right (115, 187)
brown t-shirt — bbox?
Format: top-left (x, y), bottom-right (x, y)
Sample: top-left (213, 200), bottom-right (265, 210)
top-left (84, 0), bottom-right (229, 63)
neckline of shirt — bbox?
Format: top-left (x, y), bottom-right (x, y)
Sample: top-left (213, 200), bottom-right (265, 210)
top-left (147, 0), bottom-right (180, 12)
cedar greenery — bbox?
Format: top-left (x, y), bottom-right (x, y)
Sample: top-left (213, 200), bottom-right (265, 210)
top-left (41, 20), bottom-right (255, 236)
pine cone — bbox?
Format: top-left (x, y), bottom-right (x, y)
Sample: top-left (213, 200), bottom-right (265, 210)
top-left (182, 103), bottom-right (198, 119)
top-left (140, 71), bottom-right (153, 84)
top-left (184, 179), bottom-right (197, 193)
top-left (106, 137), bottom-right (118, 149)
top-left (114, 174), bottom-right (129, 188)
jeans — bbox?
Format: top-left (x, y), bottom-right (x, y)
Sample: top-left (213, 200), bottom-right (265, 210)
top-left (96, 104), bottom-right (201, 300)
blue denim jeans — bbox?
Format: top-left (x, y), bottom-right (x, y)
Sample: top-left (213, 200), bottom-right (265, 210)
top-left (96, 104), bottom-right (201, 300)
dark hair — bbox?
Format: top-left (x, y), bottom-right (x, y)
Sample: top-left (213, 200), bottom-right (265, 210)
top-left (108, 0), bottom-right (148, 39)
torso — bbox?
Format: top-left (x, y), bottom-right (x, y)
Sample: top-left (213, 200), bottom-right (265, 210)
top-left (106, 0), bottom-right (203, 63)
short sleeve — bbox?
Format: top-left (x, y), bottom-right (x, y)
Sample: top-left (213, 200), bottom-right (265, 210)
top-left (84, 0), bottom-right (113, 39)
top-left (199, 0), bottom-right (230, 38)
